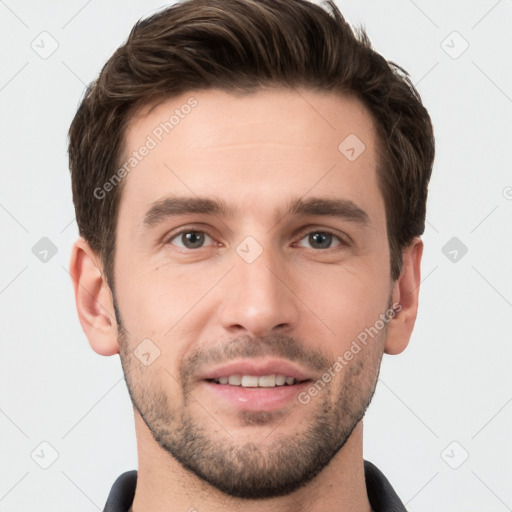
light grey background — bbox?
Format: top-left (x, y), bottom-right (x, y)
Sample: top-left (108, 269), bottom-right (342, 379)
top-left (1, 1), bottom-right (511, 511)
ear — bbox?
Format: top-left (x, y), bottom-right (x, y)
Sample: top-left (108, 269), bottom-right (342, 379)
top-left (384, 237), bottom-right (423, 355)
top-left (69, 238), bottom-right (119, 356)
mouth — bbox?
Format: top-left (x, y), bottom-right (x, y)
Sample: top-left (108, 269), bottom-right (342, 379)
top-left (206, 374), bottom-right (309, 387)
top-left (198, 359), bottom-right (315, 412)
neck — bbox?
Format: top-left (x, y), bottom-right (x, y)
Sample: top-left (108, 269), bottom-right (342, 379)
top-left (130, 412), bottom-right (371, 512)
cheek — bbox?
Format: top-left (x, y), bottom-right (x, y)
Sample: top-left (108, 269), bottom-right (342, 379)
top-left (293, 259), bottom-right (390, 339)
top-left (116, 255), bottom-right (226, 339)
top-left (117, 302), bottom-right (186, 405)
top-left (120, 341), bottom-right (185, 419)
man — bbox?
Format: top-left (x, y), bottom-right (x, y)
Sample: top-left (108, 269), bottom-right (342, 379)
top-left (68, 0), bottom-right (434, 510)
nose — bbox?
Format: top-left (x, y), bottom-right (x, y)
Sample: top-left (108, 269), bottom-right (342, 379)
top-left (218, 246), bottom-right (300, 338)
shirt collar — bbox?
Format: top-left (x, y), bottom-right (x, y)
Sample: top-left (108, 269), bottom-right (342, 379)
top-left (103, 460), bottom-right (407, 512)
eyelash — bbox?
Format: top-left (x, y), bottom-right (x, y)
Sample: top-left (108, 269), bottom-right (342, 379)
top-left (293, 227), bottom-right (349, 248)
top-left (165, 227), bottom-right (350, 250)
top-left (163, 227), bottom-right (217, 250)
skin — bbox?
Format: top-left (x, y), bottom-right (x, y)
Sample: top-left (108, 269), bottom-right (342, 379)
top-left (70, 88), bottom-right (422, 512)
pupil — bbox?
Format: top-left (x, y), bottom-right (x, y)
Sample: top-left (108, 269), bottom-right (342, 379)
top-left (183, 231), bottom-right (204, 248)
top-left (310, 232), bottom-right (331, 249)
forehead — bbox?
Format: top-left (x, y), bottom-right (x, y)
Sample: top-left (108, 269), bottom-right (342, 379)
top-left (118, 88), bottom-right (383, 228)
top-left (126, 88), bottom-right (376, 154)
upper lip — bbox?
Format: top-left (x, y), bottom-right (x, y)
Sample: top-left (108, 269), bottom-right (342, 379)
top-left (198, 359), bottom-right (315, 382)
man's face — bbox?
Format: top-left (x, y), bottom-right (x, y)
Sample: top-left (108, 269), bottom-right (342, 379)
top-left (114, 88), bottom-right (393, 497)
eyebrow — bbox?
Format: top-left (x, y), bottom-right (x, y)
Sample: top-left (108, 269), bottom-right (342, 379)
top-left (142, 195), bottom-right (369, 228)
top-left (143, 196), bottom-right (235, 227)
top-left (286, 197), bottom-right (369, 226)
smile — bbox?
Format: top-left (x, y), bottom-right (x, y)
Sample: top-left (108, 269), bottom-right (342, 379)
top-left (209, 374), bottom-right (307, 387)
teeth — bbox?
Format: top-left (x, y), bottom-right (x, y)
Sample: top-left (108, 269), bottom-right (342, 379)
top-left (228, 375), bottom-right (241, 386)
top-left (275, 375), bottom-right (286, 385)
top-left (213, 374), bottom-right (298, 387)
top-left (241, 375), bottom-right (259, 387)
top-left (258, 375), bottom-right (276, 387)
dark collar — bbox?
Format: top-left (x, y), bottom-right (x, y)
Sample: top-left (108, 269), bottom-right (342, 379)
top-left (363, 460), bottom-right (408, 511)
top-left (103, 460), bottom-right (407, 512)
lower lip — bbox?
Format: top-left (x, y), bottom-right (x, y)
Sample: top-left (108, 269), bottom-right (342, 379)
top-left (202, 380), bottom-right (311, 412)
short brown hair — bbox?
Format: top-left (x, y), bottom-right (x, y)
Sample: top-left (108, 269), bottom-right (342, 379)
top-left (68, 0), bottom-right (434, 287)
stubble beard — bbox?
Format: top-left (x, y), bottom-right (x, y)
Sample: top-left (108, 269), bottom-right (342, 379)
top-left (117, 319), bottom-right (386, 499)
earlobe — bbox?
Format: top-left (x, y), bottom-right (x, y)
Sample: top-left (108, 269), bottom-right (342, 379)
top-left (69, 238), bottom-right (120, 356)
top-left (384, 238), bottom-right (423, 355)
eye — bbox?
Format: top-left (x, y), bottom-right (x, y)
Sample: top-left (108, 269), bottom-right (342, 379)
top-left (297, 230), bottom-right (343, 250)
top-left (169, 230), bottom-right (214, 249)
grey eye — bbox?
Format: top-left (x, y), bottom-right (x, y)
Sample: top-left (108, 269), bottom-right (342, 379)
top-left (171, 231), bottom-right (212, 249)
top-left (298, 231), bottom-right (341, 249)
